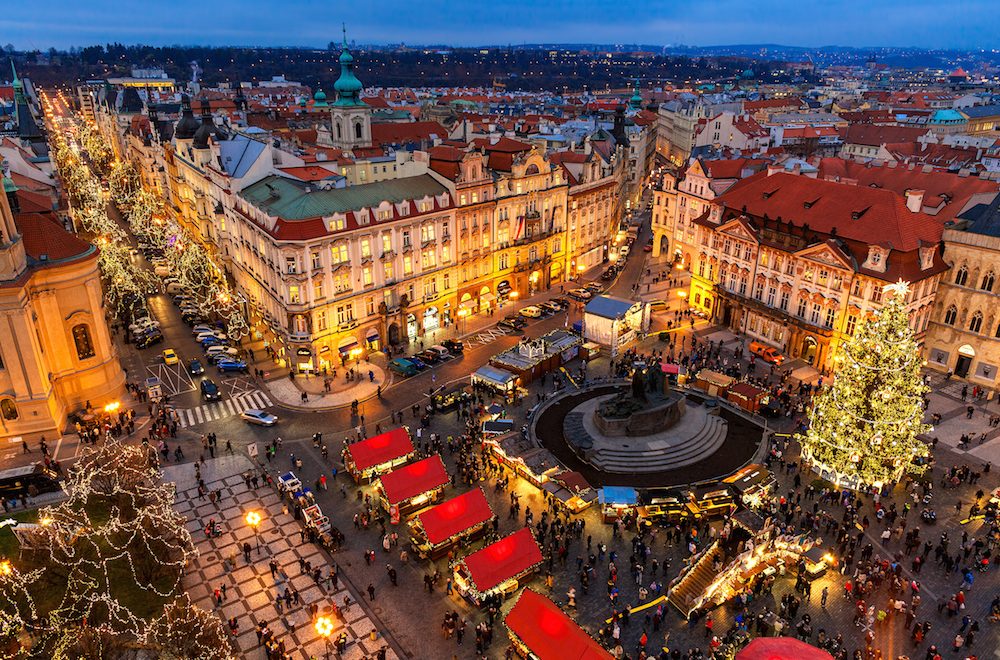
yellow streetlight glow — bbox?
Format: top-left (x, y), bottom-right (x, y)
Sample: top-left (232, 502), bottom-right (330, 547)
top-left (0, 560), bottom-right (12, 576)
top-left (245, 511), bottom-right (261, 528)
top-left (104, 401), bottom-right (121, 413)
top-left (315, 615), bottom-right (335, 637)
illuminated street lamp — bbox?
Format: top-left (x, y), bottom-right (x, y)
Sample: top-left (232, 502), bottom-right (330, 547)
top-left (315, 616), bottom-right (335, 659)
top-left (245, 510), bottom-right (262, 554)
top-left (0, 560), bottom-right (12, 576)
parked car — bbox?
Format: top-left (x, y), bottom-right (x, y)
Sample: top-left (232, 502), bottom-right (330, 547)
top-left (601, 268), bottom-right (616, 281)
top-left (504, 315), bottom-right (528, 329)
top-left (407, 356), bottom-right (428, 370)
top-left (388, 358), bottom-right (419, 377)
top-left (643, 240), bottom-right (654, 252)
top-left (498, 319), bottom-right (518, 331)
top-left (135, 331), bottom-right (164, 349)
top-left (441, 339), bottom-right (464, 354)
top-left (200, 379), bottom-right (222, 402)
top-left (188, 359), bottom-right (205, 376)
top-left (129, 317), bottom-right (160, 333)
top-left (196, 331), bottom-right (226, 343)
top-left (216, 358), bottom-right (248, 373)
top-left (162, 349), bottom-right (179, 365)
top-left (199, 337), bottom-right (227, 349)
top-left (428, 345), bottom-right (451, 360)
top-left (749, 341), bottom-right (786, 366)
top-left (518, 305), bottom-right (543, 318)
top-left (191, 324), bottom-right (215, 336)
top-left (550, 297), bottom-right (570, 310)
top-left (416, 350), bottom-right (440, 365)
top-left (205, 346), bottom-right (240, 360)
top-left (584, 282), bottom-right (603, 294)
top-left (241, 409), bottom-right (277, 426)
top-left (540, 301), bottom-right (561, 314)
top-left (568, 289), bottom-right (592, 301)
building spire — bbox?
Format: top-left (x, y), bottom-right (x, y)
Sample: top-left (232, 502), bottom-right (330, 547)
top-left (342, 23), bottom-right (348, 50)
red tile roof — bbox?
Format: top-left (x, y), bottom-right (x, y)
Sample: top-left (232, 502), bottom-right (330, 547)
top-left (744, 98), bottom-right (801, 111)
top-left (370, 121), bottom-right (446, 147)
top-left (470, 136), bottom-right (533, 153)
top-left (843, 124), bottom-right (929, 146)
top-left (277, 166), bottom-right (340, 182)
top-left (17, 213), bottom-right (95, 264)
top-left (716, 172), bottom-right (943, 251)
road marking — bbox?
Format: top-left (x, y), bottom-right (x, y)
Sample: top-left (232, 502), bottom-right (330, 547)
top-left (175, 390), bottom-right (275, 428)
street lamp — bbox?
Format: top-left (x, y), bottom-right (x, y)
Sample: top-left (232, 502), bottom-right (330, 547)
top-left (245, 510), bottom-right (262, 555)
top-left (0, 560), bottom-right (12, 576)
top-left (315, 615), bottom-right (335, 659)
top-left (457, 308), bottom-right (468, 337)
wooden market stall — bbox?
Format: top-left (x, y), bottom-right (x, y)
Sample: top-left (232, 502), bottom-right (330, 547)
top-left (726, 382), bottom-right (767, 414)
top-left (505, 588), bottom-right (612, 660)
top-left (453, 528), bottom-right (544, 606)
top-left (378, 455), bottom-right (450, 519)
top-left (343, 427), bottom-right (415, 483)
top-left (693, 369), bottom-right (735, 398)
top-left (599, 486), bottom-right (639, 523)
top-left (408, 487), bottom-right (496, 559)
top-left (724, 464), bottom-right (776, 508)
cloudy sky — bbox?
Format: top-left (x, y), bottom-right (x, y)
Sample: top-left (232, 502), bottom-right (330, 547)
top-left (3, 0), bottom-right (997, 50)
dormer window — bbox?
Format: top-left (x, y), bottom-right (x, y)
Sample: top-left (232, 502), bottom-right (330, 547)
top-left (918, 246), bottom-right (935, 271)
top-left (864, 246), bottom-right (887, 273)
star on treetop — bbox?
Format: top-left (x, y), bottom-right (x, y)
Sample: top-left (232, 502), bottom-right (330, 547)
top-left (883, 279), bottom-right (910, 299)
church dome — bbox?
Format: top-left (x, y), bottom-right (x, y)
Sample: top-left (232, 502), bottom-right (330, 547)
top-left (314, 89), bottom-right (327, 102)
top-left (174, 95), bottom-right (201, 140)
top-left (192, 120), bottom-right (215, 149)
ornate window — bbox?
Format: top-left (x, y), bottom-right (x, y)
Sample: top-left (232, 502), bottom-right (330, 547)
top-left (943, 305), bottom-right (958, 325)
top-left (354, 122), bottom-right (363, 139)
top-left (970, 311), bottom-right (984, 333)
top-left (981, 271), bottom-right (995, 292)
top-left (1, 399), bottom-right (17, 420)
top-left (73, 324), bottom-right (95, 360)
top-left (955, 265), bottom-right (968, 286)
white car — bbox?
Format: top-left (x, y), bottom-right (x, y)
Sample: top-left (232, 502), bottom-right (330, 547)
top-left (191, 324), bottom-right (215, 335)
top-left (569, 288), bottom-right (592, 301)
top-left (196, 331), bottom-right (227, 343)
top-left (518, 305), bottom-right (543, 318)
top-left (241, 409), bottom-right (277, 426)
top-left (129, 317), bottom-right (160, 333)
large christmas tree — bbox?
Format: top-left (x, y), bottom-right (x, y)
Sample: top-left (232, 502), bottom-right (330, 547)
top-left (798, 281), bottom-right (930, 489)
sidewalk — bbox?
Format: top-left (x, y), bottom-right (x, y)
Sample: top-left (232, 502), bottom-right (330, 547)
top-left (261, 362), bottom-right (387, 411)
top-left (165, 455), bottom-right (400, 660)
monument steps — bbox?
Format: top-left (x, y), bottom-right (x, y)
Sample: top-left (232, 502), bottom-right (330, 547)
top-left (591, 415), bottom-right (728, 473)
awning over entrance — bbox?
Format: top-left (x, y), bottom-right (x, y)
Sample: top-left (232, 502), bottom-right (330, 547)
top-left (338, 337), bottom-right (359, 354)
top-left (480, 293), bottom-right (496, 303)
top-left (459, 300), bottom-right (477, 311)
top-left (366, 327), bottom-right (380, 342)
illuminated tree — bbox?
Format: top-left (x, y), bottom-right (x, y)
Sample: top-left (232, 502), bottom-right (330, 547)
top-left (797, 281), bottom-right (930, 489)
top-left (142, 594), bottom-right (235, 660)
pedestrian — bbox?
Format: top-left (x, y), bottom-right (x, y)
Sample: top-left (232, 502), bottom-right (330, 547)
top-left (820, 586), bottom-right (828, 608)
top-left (243, 542), bottom-right (252, 563)
top-left (367, 583), bottom-right (376, 601)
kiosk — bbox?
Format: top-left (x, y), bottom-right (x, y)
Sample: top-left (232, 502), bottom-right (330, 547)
top-left (409, 487), bottom-right (496, 559)
top-left (452, 528), bottom-right (543, 606)
top-left (343, 427), bottom-right (415, 483)
top-left (505, 588), bottom-right (612, 660)
top-left (378, 455), bottom-right (450, 518)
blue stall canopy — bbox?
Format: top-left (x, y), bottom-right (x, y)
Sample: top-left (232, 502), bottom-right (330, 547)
top-left (599, 486), bottom-right (638, 506)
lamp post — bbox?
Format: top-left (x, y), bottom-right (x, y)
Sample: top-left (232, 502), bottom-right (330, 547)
top-left (245, 510), bottom-right (262, 555)
top-left (457, 308), bottom-right (468, 338)
top-left (315, 615), bottom-right (335, 659)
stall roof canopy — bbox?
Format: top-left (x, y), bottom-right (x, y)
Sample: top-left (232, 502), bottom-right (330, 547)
top-left (584, 295), bottom-right (639, 320)
top-left (347, 427), bottom-right (414, 472)
top-left (463, 528), bottom-right (543, 592)
top-left (472, 365), bottom-right (518, 387)
top-left (505, 589), bottom-right (612, 660)
top-left (600, 486), bottom-right (638, 505)
top-left (697, 369), bottom-right (736, 387)
top-left (379, 455), bottom-right (449, 505)
top-left (729, 382), bottom-right (764, 399)
top-left (417, 487), bottom-right (494, 546)
top-left (736, 637), bottom-right (834, 660)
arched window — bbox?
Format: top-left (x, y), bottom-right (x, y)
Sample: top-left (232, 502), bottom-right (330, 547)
top-left (944, 305), bottom-right (958, 325)
top-left (1, 399), bottom-right (17, 420)
top-left (955, 265), bottom-right (968, 286)
top-left (354, 122), bottom-right (362, 139)
top-left (72, 324), bottom-right (95, 360)
top-left (970, 311), bottom-right (984, 333)
top-left (981, 271), bottom-right (995, 292)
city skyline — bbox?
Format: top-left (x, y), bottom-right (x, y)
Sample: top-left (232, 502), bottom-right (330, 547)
top-left (4, 0), bottom-right (1000, 51)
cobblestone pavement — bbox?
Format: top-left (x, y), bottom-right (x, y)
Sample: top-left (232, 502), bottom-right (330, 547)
top-left (165, 455), bottom-right (400, 660)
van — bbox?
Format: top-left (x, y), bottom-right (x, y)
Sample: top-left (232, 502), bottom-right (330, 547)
top-left (388, 358), bottom-right (418, 377)
top-left (428, 345), bottom-right (450, 360)
top-left (749, 341), bottom-right (785, 365)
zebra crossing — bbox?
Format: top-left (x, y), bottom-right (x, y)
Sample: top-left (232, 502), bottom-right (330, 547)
top-left (177, 390), bottom-right (274, 428)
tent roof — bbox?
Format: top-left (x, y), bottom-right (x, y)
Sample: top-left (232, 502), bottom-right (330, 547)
top-left (505, 589), bottom-right (611, 660)
top-left (416, 487), bottom-right (494, 546)
top-left (462, 528), bottom-right (543, 592)
top-left (379, 455), bottom-right (449, 505)
top-left (347, 427), bottom-right (413, 472)
top-left (584, 295), bottom-right (638, 320)
top-left (736, 637), bottom-right (834, 660)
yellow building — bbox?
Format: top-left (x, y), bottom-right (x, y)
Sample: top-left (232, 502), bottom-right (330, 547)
top-left (0, 174), bottom-right (125, 441)
top-left (924, 198), bottom-right (1000, 388)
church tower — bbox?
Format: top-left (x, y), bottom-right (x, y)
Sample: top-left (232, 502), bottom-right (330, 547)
top-left (0, 162), bottom-right (28, 282)
top-left (329, 26), bottom-right (372, 151)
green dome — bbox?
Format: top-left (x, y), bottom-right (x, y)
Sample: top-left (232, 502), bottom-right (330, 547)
top-left (334, 68), bottom-right (363, 95)
top-left (339, 49), bottom-right (354, 65)
top-left (314, 89), bottom-right (327, 101)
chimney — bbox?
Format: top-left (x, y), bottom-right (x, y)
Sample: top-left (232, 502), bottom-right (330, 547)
top-left (905, 189), bottom-right (924, 212)
top-left (767, 164), bottom-right (783, 177)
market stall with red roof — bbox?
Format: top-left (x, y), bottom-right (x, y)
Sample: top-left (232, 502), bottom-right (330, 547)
top-left (343, 427), bottom-right (415, 482)
top-left (735, 637), bottom-right (833, 660)
top-left (409, 487), bottom-right (496, 559)
top-left (505, 588), bottom-right (611, 660)
top-left (377, 454), bottom-right (449, 517)
top-left (453, 527), bottom-right (543, 605)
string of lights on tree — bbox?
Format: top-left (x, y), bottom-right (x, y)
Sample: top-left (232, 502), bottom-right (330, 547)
top-left (796, 281), bottom-right (931, 489)
top-left (0, 440), bottom-right (234, 658)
